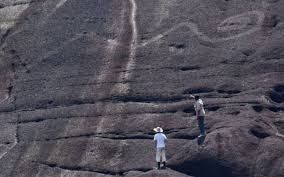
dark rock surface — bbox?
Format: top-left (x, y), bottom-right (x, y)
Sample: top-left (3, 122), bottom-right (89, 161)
top-left (0, 0), bottom-right (283, 177)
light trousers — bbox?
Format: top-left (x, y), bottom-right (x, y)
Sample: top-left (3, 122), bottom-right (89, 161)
top-left (156, 147), bottom-right (166, 162)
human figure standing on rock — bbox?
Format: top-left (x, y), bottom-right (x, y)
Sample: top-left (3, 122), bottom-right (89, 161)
top-left (153, 127), bottom-right (167, 169)
top-left (190, 95), bottom-right (206, 137)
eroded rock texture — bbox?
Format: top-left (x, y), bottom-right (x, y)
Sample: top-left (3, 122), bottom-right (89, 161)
top-left (0, 0), bottom-right (283, 177)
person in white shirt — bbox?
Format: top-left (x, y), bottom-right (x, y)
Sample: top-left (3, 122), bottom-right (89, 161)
top-left (153, 127), bottom-right (167, 169)
top-left (190, 95), bottom-right (206, 137)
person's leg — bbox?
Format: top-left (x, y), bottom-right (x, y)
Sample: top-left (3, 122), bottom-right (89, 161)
top-left (156, 148), bottom-right (161, 169)
top-left (198, 116), bottom-right (205, 135)
top-left (202, 116), bottom-right (206, 135)
top-left (161, 148), bottom-right (166, 169)
top-left (163, 161), bottom-right (166, 169)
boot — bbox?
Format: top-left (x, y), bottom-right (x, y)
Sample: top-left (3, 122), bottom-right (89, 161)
top-left (157, 162), bottom-right (161, 169)
top-left (162, 161), bottom-right (166, 169)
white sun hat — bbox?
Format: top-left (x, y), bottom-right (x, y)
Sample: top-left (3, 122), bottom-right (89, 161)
top-left (153, 127), bottom-right (163, 133)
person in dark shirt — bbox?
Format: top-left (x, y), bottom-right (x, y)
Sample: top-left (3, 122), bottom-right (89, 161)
top-left (190, 95), bottom-right (206, 137)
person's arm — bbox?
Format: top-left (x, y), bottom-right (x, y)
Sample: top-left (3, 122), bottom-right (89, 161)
top-left (163, 134), bottom-right (167, 145)
top-left (154, 134), bottom-right (157, 147)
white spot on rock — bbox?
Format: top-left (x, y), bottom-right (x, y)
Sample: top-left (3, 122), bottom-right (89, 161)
top-left (56, 0), bottom-right (69, 9)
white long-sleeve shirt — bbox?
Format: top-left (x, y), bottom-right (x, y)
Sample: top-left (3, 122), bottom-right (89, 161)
top-left (154, 133), bottom-right (167, 148)
top-left (194, 99), bottom-right (205, 116)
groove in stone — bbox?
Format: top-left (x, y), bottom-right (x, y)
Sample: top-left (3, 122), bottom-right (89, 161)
top-left (38, 161), bottom-right (152, 176)
top-left (33, 132), bottom-right (153, 143)
top-left (183, 87), bottom-right (214, 94)
top-left (38, 161), bottom-right (118, 175)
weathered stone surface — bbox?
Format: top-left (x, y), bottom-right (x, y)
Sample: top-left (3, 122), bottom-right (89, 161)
top-left (124, 169), bottom-right (193, 177)
top-left (0, 0), bottom-right (283, 177)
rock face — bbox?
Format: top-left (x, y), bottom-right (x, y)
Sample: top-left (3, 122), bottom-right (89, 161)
top-left (0, 0), bottom-right (283, 177)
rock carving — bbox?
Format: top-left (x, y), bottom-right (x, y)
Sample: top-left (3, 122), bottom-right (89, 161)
top-left (115, 0), bottom-right (265, 95)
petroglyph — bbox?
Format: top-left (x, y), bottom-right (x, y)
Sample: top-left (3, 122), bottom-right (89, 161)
top-left (0, 3), bottom-right (29, 30)
top-left (108, 0), bottom-right (266, 97)
top-left (139, 11), bottom-right (265, 47)
top-left (0, 115), bottom-right (18, 161)
top-left (0, 1), bottom-right (29, 163)
top-left (104, 9), bottom-right (265, 49)
top-left (0, 94), bottom-right (9, 104)
top-left (218, 11), bottom-right (261, 32)
top-left (270, 121), bottom-right (284, 138)
top-left (276, 132), bottom-right (284, 138)
top-left (109, 1), bottom-right (265, 96)
top-left (264, 120), bottom-right (284, 139)
top-left (56, 0), bottom-right (68, 9)
top-left (0, 136), bottom-right (17, 160)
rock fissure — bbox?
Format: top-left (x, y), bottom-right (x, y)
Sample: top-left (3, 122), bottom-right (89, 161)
top-left (15, 111), bottom-right (180, 125)
top-left (38, 161), bottom-right (118, 176)
top-left (32, 133), bottom-right (154, 143)
top-left (38, 161), bottom-right (153, 176)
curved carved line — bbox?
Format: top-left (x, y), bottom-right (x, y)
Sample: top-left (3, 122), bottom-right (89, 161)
top-left (138, 10), bottom-right (265, 47)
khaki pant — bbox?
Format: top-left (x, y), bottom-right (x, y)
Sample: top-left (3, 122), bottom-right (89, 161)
top-left (156, 147), bottom-right (166, 162)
